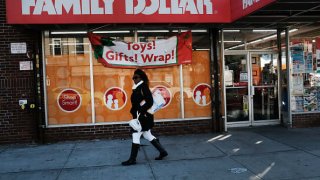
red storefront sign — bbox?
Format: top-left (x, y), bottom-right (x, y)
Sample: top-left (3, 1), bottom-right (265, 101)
top-left (6, 0), bottom-right (276, 24)
top-left (231, 0), bottom-right (276, 21)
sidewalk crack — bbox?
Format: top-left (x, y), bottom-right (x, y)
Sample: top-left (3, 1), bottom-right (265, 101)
top-left (55, 143), bottom-right (77, 180)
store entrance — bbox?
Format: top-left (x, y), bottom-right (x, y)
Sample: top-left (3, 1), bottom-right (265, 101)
top-left (224, 50), bottom-right (280, 127)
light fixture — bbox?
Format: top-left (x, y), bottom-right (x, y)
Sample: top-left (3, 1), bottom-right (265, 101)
top-left (262, 35), bottom-right (277, 40)
top-left (195, 48), bottom-right (210, 51)
top-left (190, 30), bottom-right (207, 33)
top-left (253, 29), bottom-right (277, 32)
top-left (223, 40), bottom-right (242, 43)
top-left (51, 31), bottom-right (87, 35)
top-left (226, 28), bottom-right (299, 50)
top-left (137, 30), bottom-right (169, 33)
top-left (51, 31), bottom-right (133, 35)
top-left (312, 39), bottom-right (316, 43)
top-left (281, 28), bottom-right (298, 35)
top-left (93, 30), bottom-right (130, 34)
top-left (223, 30), bottom-right (240, 32)
top-left (172, 30), bottom-right (207, 33)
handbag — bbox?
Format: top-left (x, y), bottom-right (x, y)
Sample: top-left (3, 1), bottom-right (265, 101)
top-left (128, 112), bottom-right (141, 132)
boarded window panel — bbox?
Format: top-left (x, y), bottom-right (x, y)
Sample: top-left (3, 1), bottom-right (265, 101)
top-left (45, 37), bottom-right (92, 125)
top-left (183, 51), bottom-right (212, 118)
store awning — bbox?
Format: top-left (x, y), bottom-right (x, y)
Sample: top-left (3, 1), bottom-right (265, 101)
top-left (223, 0), bottom-right (320, 29)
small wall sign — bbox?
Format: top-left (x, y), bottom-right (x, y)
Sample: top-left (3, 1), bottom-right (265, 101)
top-left (19, 61), bottom-right (33, 71)
top-left (10, 43), bottom-right (27, 54)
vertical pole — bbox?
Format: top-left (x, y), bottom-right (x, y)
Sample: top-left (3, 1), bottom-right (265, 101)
top-left (42, 32), bottom-right (49, 128)
top-left (221, 30), bottom-right (227, 132)
top-left (178, 29), bottom-right (185, 119)
top-left (89, 45), bottom-right (95, 124)
top-left (285, 28), bottom-right (292, 127)
top-left (179, 64), bottom-right (185, 119)
top-left (32, 32), bottom-right (42, 143)
top-left (209, 28), bottom-right (222, 132)
top-left (277, 28), bottom-right (283, 124)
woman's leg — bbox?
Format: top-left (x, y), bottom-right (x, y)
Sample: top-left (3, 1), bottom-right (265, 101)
top-left (122, 131), bottom-right (143, 166)
top-left (142, 130), bottom-right (156, 141)
top-left (143, 130), bottom-right (168, 160)
top-left (132, 131), bottom-right (143, 144)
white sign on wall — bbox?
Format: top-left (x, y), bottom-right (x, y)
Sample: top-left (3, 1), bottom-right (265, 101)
top-left (19, 61), bottom-right (33, 71)
top-left (11, 43), bottom-right (27, 54)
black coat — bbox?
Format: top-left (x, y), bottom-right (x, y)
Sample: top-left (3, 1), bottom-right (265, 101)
top-left (130, 82), bottom-right (154, 131)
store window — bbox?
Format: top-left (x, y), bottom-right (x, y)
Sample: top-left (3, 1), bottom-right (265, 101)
top-left (44, 34), bottom-right (92, 125)
top-left (290, 38), bottom-right (319, 113)
top-left (44, 30), bottom-right (212, 126)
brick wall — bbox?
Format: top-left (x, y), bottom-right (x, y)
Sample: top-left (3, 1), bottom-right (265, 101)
top-left (44, 120), bottom-right (212, 143)
top-left (292, 113), bottom-right (320, 128)
top-left (0, 0), bottom-right (40, 144)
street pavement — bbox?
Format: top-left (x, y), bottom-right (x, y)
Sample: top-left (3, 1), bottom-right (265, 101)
top-left (1, 126), bottom-right (320, 180)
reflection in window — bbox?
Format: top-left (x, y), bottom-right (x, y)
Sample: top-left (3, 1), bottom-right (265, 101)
top-left (52, 39), bottom-right (62, 56)
top-left (75, 38), bottom-right (84, 54)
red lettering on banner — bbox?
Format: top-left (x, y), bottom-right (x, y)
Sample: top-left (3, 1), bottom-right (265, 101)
top-left (127, 42), bottom-right (156, 53)
top-left (141, 50), bottom-right (175, 64)
top-left (141, 54), bottom-right (154, 63)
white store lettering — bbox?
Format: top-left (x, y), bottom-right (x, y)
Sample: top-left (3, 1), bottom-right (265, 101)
top-left (22, 0), bottom-right (115, 15)
top-left (21, 0), bottom-right (213, 15)
top-left (243, 0), bottom-right (261, 10)
top-left (126, 0), bottom-right (213, 15)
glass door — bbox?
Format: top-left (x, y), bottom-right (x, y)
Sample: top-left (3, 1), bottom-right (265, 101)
top-left (225, 53), bottom-right (250, 124)
top-left (224, 51), bottom-right (280, 127)
top-left (250, 52), bottom-right (280, 125)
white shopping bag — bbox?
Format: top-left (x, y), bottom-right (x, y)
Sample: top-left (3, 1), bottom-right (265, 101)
top-left (140, 89), bottom-right (166, 114)
top-left (128, 112), bottom-right (141, 132)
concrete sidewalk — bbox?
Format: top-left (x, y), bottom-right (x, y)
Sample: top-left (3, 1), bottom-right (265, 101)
top-left (1, 126), bottom-right (320, 180)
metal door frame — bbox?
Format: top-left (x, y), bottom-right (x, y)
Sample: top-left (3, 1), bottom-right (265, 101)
top-left (224, 50), bottom-right (281, 127)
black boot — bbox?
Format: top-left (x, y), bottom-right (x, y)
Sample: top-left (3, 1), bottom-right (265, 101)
top-left (122, 143), bottom-right (140, 166)
top-left (151, 139), bottom-right (168, 160)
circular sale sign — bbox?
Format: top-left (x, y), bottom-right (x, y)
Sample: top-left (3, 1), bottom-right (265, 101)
top-left (104, 87), bottom-right (127, 111)
top-left (151, 86), bottom-right (172, 109)
top-left (192, 83), bottom-right (211, 106)
top-left (57, 89), bottom-right (82, 113)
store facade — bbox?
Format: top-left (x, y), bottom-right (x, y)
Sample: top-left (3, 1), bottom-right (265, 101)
top-left (1, 0), bottom-right (319, 144)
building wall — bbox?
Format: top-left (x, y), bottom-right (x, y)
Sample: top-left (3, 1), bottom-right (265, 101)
top-left (292, 114), bottom-right (320, 128)
top-left (0, 0), bottom-right (40, 144)
top-left (44, 120), bottom-right (212, 142)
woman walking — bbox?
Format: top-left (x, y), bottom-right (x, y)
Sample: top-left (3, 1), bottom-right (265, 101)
top-left (122, 69), bottom-right (168, 166)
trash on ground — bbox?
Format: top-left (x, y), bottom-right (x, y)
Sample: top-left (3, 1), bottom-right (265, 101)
top-left (229, 167), bottom-right (247, 174)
